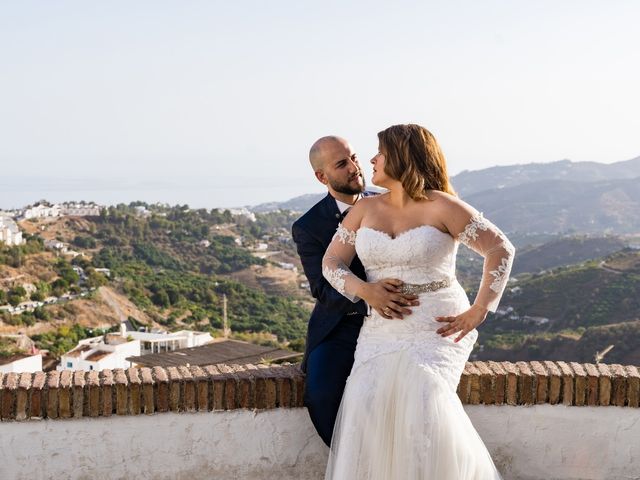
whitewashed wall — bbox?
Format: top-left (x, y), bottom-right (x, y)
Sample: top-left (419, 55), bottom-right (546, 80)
top-left (0, 354), bottom-right (42, 373)
top-left (1, 405), bottom-right (639, 480)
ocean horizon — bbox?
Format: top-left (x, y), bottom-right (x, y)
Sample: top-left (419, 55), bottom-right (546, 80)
top-left (0, 175), bottom-right (321, 211)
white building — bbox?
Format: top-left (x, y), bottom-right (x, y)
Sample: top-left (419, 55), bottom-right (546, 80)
top-left (0, 353), bottom-right (43, 373)
top-left (44, 239), bottom-right (66, 251)
top-left (124, 324), bottom-right (213, 355)
top-left (134, 206), bottom-right (152, 218)
top-left (228, 208), bottom-right (256, 222)
top-left (277, 262), bottom-right (298, 272)
top-left (23, 204), bottom-right (61, 219)
top-left (58, 331), bottom-right (141, 372)
top-left (0, 216), bottom-right (24, 246)
top-left (60, 203), bottom-right (101, 217)
top-left (94, 268), bottom-right (111, 277)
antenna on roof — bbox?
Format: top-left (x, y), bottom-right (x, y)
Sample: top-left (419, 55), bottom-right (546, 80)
top-left (223, 293), bottom-right (230, 339)
top-left (594, 344), bottom-right (614, 365)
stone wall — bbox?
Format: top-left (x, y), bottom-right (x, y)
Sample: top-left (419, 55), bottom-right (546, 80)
top-left (1, 361), bottom-right (638, 420)
top-left (1, 361), bottom-right (640, 479)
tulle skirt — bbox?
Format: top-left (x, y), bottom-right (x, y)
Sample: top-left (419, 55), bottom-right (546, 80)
top-left (325, 349), bottom-right (503, 480)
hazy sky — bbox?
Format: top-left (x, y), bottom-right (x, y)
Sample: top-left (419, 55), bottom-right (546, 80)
top-left (1, 1), bottom-right (639, 207)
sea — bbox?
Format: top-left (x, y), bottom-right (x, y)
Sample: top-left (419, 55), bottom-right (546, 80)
top-left (0, 175), bottom-right (320, 211)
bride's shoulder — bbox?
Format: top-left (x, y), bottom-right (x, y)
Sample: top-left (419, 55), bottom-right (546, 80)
top-left (342, 193), bottom-right (384, 227)
top-left (354, 191), bottom-right (387, 210)
top-left (426, 190), bottom-right (459, 207)
top-left (426, 190), bottom-right (474, 216)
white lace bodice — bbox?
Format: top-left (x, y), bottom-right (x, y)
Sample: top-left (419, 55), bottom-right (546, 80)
top-left (355, 225), bottom-right (457, 284)
top-left (322, 209), bottom-right (515, 313)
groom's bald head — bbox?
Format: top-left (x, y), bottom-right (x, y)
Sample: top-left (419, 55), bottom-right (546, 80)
top-left (309, 136), bottom-right (350, 172)
top-left (308, 135), bottom-right (365, 196)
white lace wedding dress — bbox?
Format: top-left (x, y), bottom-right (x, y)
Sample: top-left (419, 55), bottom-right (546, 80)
top-left (322, 212), bottom-right (515, 480)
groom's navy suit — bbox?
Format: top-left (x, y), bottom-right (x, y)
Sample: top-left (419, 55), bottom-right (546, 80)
top-left (292, 192), bottom-right (370, 446)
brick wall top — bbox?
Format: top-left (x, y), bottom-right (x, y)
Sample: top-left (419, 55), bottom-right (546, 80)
top-left (0, 361), bottom-right (638, 421)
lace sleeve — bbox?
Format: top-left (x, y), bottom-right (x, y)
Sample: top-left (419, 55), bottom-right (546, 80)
top-left (322, 223), bottom-right (366, 302)
top-left (456, 212), bottom-right (515, 313)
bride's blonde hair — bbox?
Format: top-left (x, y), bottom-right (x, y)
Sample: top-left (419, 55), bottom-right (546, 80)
top-left (377, 124), bottom-right (456, 200)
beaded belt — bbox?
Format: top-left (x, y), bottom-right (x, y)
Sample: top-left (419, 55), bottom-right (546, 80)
top-left (399, 277), bottom-right (453, 295)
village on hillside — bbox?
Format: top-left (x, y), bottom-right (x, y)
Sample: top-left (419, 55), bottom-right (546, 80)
top-left (0, 200), bottom-right (307, 374)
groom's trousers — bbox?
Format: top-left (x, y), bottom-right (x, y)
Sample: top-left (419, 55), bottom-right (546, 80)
top-left (304, 314), bottom-right (364, 447)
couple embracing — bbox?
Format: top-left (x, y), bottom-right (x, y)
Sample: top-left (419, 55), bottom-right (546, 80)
top-left (292, 124), bottom-right (514, 479)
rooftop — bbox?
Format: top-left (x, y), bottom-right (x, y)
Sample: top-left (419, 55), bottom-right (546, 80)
top-left (0, 353), bottom-right (31, 367)
top-left (66, 345), bottom-right (92, 358)
top-left (126, 339), bottom-right (301, 368)
top-left (84, 351), bottom-right (111, 362)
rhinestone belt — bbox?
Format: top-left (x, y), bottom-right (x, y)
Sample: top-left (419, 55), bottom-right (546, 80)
top-left (399, 277), bottom-right (453, 295)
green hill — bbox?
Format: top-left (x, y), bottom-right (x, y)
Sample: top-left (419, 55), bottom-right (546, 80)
top-left (1, 203), bottom-right (311, 354)
top-left (473, 249), bottom-right (640, 363)
top-left (476, 320), bottom-right (640, 365)
top-left (511, 236), bottom-right (628, 275)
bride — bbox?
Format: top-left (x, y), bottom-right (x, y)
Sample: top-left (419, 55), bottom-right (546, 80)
top-left (321, 124), bottom-right (514, 479)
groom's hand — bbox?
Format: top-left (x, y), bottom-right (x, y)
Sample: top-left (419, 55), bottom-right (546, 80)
top-left (357, 279), bottom-right (419, 320)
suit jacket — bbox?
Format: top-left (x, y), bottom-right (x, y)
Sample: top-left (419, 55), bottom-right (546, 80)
top-left (292, 192), bottom-right (370, 371)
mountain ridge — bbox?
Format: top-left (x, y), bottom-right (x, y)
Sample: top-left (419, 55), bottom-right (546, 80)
top-left (250, 156), bottom-right (640, 214)
top-left (452, 156), bottom-right (640, 197)
top-left (248, 157), bottom-right (640, 234)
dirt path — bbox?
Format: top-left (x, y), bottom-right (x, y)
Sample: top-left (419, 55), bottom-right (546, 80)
top-left (598, 261), bottom-right (624, 275)
top-left (98, 286), bottom-right (128, 322)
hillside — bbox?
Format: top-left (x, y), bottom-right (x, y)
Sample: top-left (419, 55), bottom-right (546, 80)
top-left (495, 249), bottom-right (640, 330)
top-left (473, 249), bottom-right (640, 363)
top-left (251, 193), bottom-right (325, 213)
top-left (452, 156), bottom-right (640, 196)
top-left (463, 177), bottom-right (640, 233)
top-left (249, 158), bottom-right (640, 235)
top-left (476, 320), bottom-right (640, 366)
top-left (1, 204), bottom-right (313, 357)
top-left (455, 234), bottom-right (630, 289)
top-left (511, 236), bottom-right (628, 275)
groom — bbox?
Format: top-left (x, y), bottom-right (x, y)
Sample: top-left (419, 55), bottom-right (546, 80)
top-left (292, 136), bottom-right (415, 446)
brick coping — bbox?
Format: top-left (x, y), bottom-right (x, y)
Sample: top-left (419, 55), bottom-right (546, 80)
top-left (0, 361), bottom-right (638, 421)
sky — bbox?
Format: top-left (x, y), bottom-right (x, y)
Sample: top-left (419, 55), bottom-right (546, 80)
top-left (1, 1), bottom-right (639, 208)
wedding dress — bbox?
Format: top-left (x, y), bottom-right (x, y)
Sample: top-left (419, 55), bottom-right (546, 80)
top-left (322, 212), bottom-right (515, 480)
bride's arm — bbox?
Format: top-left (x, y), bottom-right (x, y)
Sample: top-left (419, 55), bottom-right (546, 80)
top-left (435, 193), bottom-right (515, 340)
top-left (322, 199), bottom-right (417, 319)
top-left (452, 207), bottom-right (515, 313)
top-left (321, 200), bottom-right (369, 302)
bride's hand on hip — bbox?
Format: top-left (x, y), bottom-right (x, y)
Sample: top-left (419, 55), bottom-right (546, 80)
top-left (356, 279), bottom-right (420, 320)
top-left (435, 304), bottom-right (488, 342)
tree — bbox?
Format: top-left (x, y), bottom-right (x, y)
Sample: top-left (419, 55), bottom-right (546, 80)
top-left (51, 278), bottom-right (69, 297)
top-left (9, 286), bottom-right (27, 298)
top-left (30, 291), bottom-right (45, 302)
top-left (8, 295), bottom-right (22, 307)
top-left (86, 270), bottom-right (108, 289)
top-left (152, 290), bottom-right (170, 308)
top-left (33, 307), bottom-right (50, 320)
top-left (7, 247), bottom-right (23, 268)
top-left (288, 338), bottom-right (306, 352)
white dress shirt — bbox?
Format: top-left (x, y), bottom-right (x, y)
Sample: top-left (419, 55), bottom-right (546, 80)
top-left (335, 194), bottom-right (361, 215)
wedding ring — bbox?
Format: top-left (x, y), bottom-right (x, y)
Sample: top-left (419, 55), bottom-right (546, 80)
top-left (384, 308), bottom-right (391, 316)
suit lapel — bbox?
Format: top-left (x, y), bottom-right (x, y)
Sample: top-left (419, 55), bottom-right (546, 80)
top-left (318, 193), bottom-right (342, 223)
